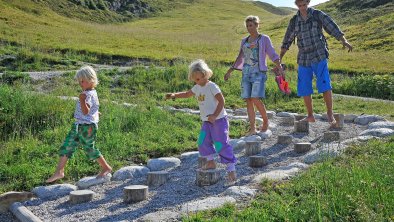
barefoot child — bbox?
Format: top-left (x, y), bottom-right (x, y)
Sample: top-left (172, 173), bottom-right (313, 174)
top-left (46, 66), bottom-right (112, 183)
top-left (165, 60), bottom-right (237, 181)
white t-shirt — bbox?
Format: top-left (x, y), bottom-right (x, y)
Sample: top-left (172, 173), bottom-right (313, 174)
top-left (191, 81), bottom-right (227, 121)
top-left (74, 89), bottom-right (99, 124)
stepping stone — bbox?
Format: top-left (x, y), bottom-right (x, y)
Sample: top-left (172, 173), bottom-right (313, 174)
top-left (147, 171), bottom-right (169, 187)
top-left (294, 142), bottom-right (311, 153)
top-left (359, 128), bottom-right (394, 137)
top-left (278, 116), bottom-right (295, 126)
top-left (197, 156), bottom-right (208, 168)
top-left (354, 115), bottom-right (385, 125)
top-left (112, 166), bottom-right (150, 181)
top-left (76, 173), bottom-right (111, 189)
top-left (249, 156), bottom-right (268, 168)
top-left (181, 196), bottom-right (236, 213)
top-left (332, 113), bottom-right (344, 129)
top-left (277, 135), bottom-right (292, 144)
top-left (180, 151), bottom-right (199, 161)
top-left (69, 190), bottom-right (95, 204)
top-left (0, 191), bottom-right (34, 213)
top-left (368, 121), bottom-right (394, 130)
top-left (10, 202), bottom-right (42, 222)
top-left (344, 114), bottom-right (358, 122)
top-left (196, 169), bottom-right (220, 186)
top-left (224, 186), bottom-right (257, 198)
top-left (294, 120), bottom-right (309, 133)
top-left (323, 131), bottom-right (340, 142)
top-left (123, 185), bottom-right (148, 203)
top-left (147, 157), bottom-right (181, 171)
top-left (32, 184), bottom-right (77, 200)
top-left (141, 210), bottom-right (180, 221)
top-left (245, 141), bottom-right (261, 156)
top-left (294, 114), bottom-right (307, 121)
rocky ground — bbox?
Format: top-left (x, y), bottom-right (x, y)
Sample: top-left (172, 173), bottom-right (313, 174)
top-left (3, 108), bottom-right (393, 222)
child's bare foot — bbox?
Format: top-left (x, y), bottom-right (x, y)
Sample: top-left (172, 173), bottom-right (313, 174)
top-left (258, 123), bottom-right (269, 132)
top-left (46, 172), bottom-right (64, 183)
top-left (96, 167), bottom-right (112, 179)
top-left (227, 171), bottom-right (237, 181)
top-left (202, 160), bottom-right (216, 170)
top-left (300, 116), bottom-right (316, 123)
top-left (245, 129), bottom-right (258, 136)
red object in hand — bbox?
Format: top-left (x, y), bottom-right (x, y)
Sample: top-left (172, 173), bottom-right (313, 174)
top-left (273, 65), bottom-right (291, 95)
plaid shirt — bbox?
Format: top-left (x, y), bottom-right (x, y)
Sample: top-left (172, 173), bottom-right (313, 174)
top-left (281, 8), bottom-right (344, 66)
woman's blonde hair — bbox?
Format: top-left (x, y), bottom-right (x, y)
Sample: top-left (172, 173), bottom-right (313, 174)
top-left (245, 15), bottom-right (260, 26)
top-left (188, 59), bottom-right (213, 81)
top-left (75, 65), bottom-right (98, 87)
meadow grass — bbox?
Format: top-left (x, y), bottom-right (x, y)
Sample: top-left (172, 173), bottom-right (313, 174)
top-left (0, 0), bottom-right (393, 73)
top-left (183, 137), bottom-right (394, 221)
top-left (0, 84), bottom-right (249, 192)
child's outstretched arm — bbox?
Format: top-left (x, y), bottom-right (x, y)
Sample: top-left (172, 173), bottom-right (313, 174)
top-left (207, 93), bottom-right (225, 123)
top-left (165, 90), bottom-right (194, 100)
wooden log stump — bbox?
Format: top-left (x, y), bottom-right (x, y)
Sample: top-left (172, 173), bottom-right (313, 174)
top-left (294, 142), bottom-right (311, 153)
top-left (278, 116), bottom-right (294, 126)
top-left (10, 202), bottom-right (42, 222)
top-left (123, 185), bottom-right (148, 203)
top-left (69, 190), bottom-right (95, 204)
top-left (245, 141), bottom-right (261, 156)
top-left (323, 131), bottom-right (340, 142)
top-left (249, 156), bottom-right (268, 168)
top-left (277, 135), bottom-right (292, 144)
top-left (197, 156), bottom-right (207, 168)
top-left (332, 113), bottom-right (344, 129)
top-left (294, 114), bottom-right (307, 121)
top-left (196, 169), bottom-right (220, 186)
top-left (147, 171), bottom-right (169, 187)
top-left (294, 120), bottom-right (309, 133)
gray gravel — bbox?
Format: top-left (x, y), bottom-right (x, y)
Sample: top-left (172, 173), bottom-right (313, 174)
top-left (16, 115), bottom-right (367, 222)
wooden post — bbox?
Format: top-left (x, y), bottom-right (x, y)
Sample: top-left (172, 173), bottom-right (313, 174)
top-left (245, 141), bottom-right (261, 156)
top-left (197, 156), bottom-right (207, 168)
top-left (332, 113), bottom-right (344, 129)
top-left (147, 171), bottom-right (169, 187)
top-left (323, 131), bottom-right (340, 142)
top-left (69, 190), bottom-right (95, 204)
top-left (294, 120), bottom-right (309, 133)
top-left (294, 142), bottom-right (311, 153)
top-left (123, 185), bottom-right (148, 203)
top-left (10, 202), bottom-right (42, 222)
top-left (196, 169), bottom-right (220, 186)
top-left (278, 116), bottom-right (294, 126)
top-left (277, 135), bottom-right (292, 144)
top-left (249, 156), bottom-right (268, 168)
top-left (294, 114), bottom-right (307, 121)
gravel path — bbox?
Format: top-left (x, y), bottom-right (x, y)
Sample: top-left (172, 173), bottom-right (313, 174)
top-left (17, 115), bottom-right (366, 222)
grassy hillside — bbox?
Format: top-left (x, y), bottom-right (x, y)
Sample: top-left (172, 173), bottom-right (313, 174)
top-left (0, 0), bottom-right (393, 73)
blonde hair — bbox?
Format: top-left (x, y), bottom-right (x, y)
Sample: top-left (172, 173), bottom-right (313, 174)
top-left (188, 59), bottom-right (213, 81)
top-left (245, 15), bottom-right (260, 26)
top-left (75, 65), bottom-right (98, 87)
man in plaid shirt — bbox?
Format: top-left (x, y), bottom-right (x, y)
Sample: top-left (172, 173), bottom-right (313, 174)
top-left (280, 0), bottom-right (353, 127)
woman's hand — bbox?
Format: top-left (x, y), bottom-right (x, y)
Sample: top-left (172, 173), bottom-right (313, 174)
top-left (342, 41), bottom-right (353, 52)
top-left (224, 69), bottom-right (232, 81)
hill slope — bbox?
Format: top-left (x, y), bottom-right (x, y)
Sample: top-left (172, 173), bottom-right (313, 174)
top-left (0, 0), bottom-right (393, 73)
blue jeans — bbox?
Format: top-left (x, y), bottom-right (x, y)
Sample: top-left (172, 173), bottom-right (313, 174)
top-left (241, 71), bottom-right (267, 99)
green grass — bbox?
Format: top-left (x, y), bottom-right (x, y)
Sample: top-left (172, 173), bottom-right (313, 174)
top-left (0, 0), bottom-right (393, 73)
top-left (0, 84), bottom-right (250, 192)
top-left (183, 137), bottom-right (394, 221)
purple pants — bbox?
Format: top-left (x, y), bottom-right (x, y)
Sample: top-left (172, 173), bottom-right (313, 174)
top-left (197, 117), bottom-right (237, 164)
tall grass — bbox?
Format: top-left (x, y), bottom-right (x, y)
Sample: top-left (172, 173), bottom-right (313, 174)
top-left (184, 137), bottom-right (394, 221)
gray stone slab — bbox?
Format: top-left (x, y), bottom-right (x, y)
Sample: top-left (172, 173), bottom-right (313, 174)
top-left (32, 184), bottom-right (77, 200)
top-left (181, 196), bottom-right (236, 213)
